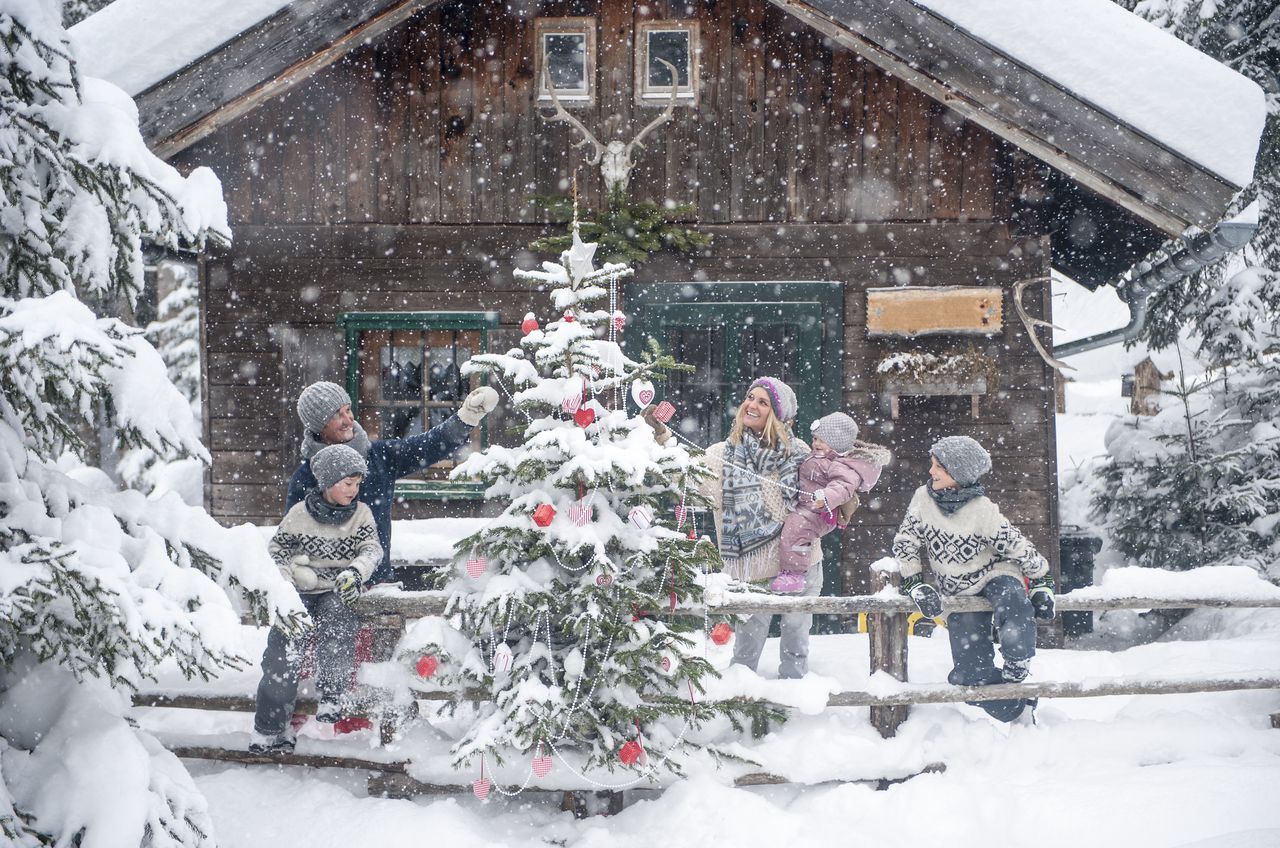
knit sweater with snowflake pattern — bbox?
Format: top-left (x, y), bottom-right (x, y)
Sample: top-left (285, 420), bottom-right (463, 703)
top-left (268, 499), bottom-right (382, 594)
top-left (891, 485), bottom-right (1048, 596)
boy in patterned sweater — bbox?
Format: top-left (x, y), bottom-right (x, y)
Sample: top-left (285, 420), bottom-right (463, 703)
top-left (250, 444), bottom-right (382, 753)
top-left (892, 436), bottom-right (1055, 722)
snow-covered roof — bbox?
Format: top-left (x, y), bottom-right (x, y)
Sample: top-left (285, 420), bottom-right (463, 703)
top-left (914, 0), bottom-right (1265, 188)
top-left (69, 0), bottom-right (291, 97)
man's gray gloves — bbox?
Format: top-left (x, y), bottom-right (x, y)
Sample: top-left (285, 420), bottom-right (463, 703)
top-left (458, 386), bottom-right (499, 426)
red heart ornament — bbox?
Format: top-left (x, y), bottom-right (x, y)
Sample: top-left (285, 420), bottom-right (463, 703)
top-left (574, 407), bottom-right (595, 428)
top-left (532, 503), bottom-right (555, 527)
top-left (466, 556), bottom-right (487, 578)
top-left (532, 755), bottom-right (553, 778)
top-left (472, 777), bottom-right (491, 800)
top-left (653, 401), bottom-right (676, 423)
top-left (415, 655), bottom-right (439, 678)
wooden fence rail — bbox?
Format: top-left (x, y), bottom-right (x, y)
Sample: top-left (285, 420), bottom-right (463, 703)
top-left (133, 577), bottom-right (1280, 800)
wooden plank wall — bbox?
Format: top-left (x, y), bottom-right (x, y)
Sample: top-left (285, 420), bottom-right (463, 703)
top-left (182, 0), bottom-right (1060, 587)
top-left (200, 221), bottom-right (1059, 590)
top-left (177, 0), bottom-right (1020, 228)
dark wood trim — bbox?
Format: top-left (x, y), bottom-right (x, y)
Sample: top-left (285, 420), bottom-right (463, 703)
top-left (766, 0), bottom-right (1239, 235)
top-left (140, 0), bottom-right (444, 158)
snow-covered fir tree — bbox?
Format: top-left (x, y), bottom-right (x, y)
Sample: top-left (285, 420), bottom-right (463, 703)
top-left (0, 2), bottom-right (304, 844)
top-left (1093, 0), bottom-right (1280, 580)
top-left (397, 227), bottom-right (780, 778)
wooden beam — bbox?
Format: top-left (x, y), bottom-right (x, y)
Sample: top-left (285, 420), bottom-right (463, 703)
top-left (766, 0), bottom-right (1237, 235)
top-left (825, 674), bottom-right (1280, 707)
top-left (132, 690), bottom-right (477, 711)
top-left (139, 0), bottom-right (443, 158)
top-left (169, 745), bottom-right (408, 773)
top-left (354, 590), bottom-right (1280, 619)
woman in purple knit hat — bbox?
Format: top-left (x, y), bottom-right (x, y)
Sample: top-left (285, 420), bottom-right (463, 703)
top-left (697, 376), bottom-right (818, 678)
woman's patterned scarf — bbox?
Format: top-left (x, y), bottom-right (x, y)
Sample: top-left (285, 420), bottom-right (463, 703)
top-left (720, 430), bottom-right (804, 558)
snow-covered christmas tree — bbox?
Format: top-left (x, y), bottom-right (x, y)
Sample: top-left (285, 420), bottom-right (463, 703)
top-left (0, 2), bottom-right (304, 844)
top-left (397, 225), bottom-right (780, 779)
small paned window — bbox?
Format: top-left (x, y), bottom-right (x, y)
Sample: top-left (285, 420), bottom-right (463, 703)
top-left (338, 312), bottom-right (498, 500)
top-left (636, 21), bottom-right (698, 103)
top-left (536, 18), bottom-right (595, 103)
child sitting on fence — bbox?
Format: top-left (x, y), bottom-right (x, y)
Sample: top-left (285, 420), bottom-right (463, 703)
top-left (892, 435), bottom-right (1055, 723)
top-left (250, 444), bottom-right (383, 753)
top-left (771, 412), bottom-right (890, 593)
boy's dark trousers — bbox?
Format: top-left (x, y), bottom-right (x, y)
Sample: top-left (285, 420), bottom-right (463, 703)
top-left (946, 574), bottom-right (1036, 722)
top-left (254, 591), bottom-right (359, 735)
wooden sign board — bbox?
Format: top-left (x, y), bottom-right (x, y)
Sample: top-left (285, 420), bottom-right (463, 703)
top-left (866, 286), bottom-right (1003, 337)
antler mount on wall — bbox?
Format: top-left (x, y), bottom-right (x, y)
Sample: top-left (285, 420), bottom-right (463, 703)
top-left (538, 59), bottom-right (682, 197)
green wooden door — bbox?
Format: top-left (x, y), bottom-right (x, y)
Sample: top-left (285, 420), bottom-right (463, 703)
top-left (626, 282), bottom-right (845, 610)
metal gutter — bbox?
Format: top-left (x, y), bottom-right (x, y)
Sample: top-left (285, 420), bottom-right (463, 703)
top-left (1053, 214), bottom-right (1259, 358)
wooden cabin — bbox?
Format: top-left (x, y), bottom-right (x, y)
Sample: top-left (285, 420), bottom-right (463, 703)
top-left (86, 0), bottom-right (1256, 598)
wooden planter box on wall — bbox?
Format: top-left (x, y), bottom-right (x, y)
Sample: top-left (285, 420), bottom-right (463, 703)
top-left (879, 375), bottom-right (989, 420)
top-left (866, 286), bottom-right (1004, 337)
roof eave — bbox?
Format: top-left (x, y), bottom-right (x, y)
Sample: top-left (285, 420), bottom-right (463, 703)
top-left (768, 0), bottom-right (1245, 239)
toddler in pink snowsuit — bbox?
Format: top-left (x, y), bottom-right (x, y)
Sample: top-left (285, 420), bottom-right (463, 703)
top-left (771, 412), bottom-right (890, 593)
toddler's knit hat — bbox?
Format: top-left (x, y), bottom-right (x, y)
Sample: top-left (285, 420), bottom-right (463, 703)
top-left (810, 412), bottom-right (860, 454)
top-left (297, 381), bottom-right (351, 437)
top-left (748, 377), bottom-right (798, 422)
top-left (311, 444), bottom-right (367, 491)
top-left (929, 435), bottom-right (992, 487)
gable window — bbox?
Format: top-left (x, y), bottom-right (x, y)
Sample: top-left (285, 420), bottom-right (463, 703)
top-left (636, 21), bottom-right (698, 103)
top-left (338, 311), bottom-right (498, 500)
top-left (535, 18), bottom-right (595, 103)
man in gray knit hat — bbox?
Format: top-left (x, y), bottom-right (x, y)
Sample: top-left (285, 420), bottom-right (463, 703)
top-left (287, 379), bottom-right (498, 585)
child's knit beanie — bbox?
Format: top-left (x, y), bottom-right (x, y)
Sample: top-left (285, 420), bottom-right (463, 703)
top-left (810, 412), bottom-right (860, 454)
top-left (929, 435), bottom-right (991, 486)
top-left (311, 444), bottom-right (368, 490)
top-left (748, 377), bottom-right (798, 422)
top-left (297, 381), bottom-right (351, 436)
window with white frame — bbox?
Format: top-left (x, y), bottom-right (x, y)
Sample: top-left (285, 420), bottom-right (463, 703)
top-left (535, 18), bottom-right (595, 103)
top-left (636, 21), bottom-right (698, 102)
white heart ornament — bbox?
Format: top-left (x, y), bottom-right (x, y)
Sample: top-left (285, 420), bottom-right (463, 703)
top-left (532, 753), bottom-right (553, 778)
top-left (658, 652), bottom-right (677, 675)
top-left (631, 379), bottom-right (656, 408)
top-left (569, 502), bottom-right (593, 526)
top-left (465, 556), bottom-right (487, 578)
top-left (472, 777), bottom-right (491, 800)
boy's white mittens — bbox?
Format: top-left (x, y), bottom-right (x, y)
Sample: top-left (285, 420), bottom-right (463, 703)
top-left (458, 386), bottom-right (499, 426)
top-left (290, 554), bottom-right (319, 591)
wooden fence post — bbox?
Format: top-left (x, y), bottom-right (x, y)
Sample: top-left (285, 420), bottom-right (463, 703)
top-left (868, 568), bottom-right (909, 737)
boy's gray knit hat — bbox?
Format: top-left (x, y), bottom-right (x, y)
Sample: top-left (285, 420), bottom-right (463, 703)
top-left (297, 381), bottom-right (351, 436)
top-left (748, 377), bottom-right (798, 422)
top-left (311, 444), bottom-right (367, 490)
top-left (929, 435), bottom-right (992, 486)
top-left (811, 412), bottom-right (860, 454)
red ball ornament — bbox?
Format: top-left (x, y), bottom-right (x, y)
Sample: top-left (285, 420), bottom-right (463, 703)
top-left (416, 655), bottom-right (439, 678)
top-left (521, 313), bottom-right (539, 334)
top-left (532, 503), bottom-right (556, 527)
top-left (563, 312), bottom-right (575, 323)
top-left (710, 623), bottom-right (733, 646)
top-left (618, 740), bottom-right (645, 766)
top-left (573, 406), bottom-right (596, 428)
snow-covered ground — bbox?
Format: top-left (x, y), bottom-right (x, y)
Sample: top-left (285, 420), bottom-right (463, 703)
top-left (138, 607), bottom-right (1280, 848)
